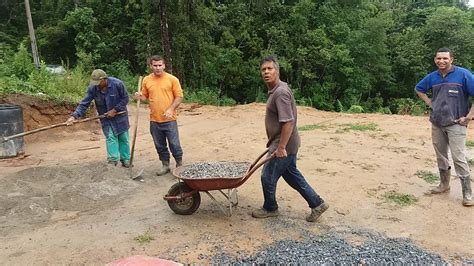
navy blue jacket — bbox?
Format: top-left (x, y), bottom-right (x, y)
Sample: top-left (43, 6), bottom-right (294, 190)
top-left (72, 77), bottom-right (130, 136)
top-left (416, 66), bottom-right (474, 127)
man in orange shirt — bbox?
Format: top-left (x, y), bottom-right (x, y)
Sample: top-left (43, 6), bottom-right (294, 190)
top-left (135, 55), bottom-right (184, 175)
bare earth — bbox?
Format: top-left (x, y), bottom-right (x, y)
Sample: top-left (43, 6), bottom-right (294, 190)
top-left (0, 102), bottom-right (473, 264)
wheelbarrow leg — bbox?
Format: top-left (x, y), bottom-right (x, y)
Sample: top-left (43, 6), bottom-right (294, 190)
top-left (204, 191), bottom-right (232, 216)
top-left (229, 188), bottom-right (238, 207)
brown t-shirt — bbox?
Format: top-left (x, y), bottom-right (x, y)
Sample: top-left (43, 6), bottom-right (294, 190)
top-left (265, 81), bottom-right (301, 154)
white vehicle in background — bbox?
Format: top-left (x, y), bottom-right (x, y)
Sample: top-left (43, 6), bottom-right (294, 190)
top-left (46, 64), bottom-right (66, 75)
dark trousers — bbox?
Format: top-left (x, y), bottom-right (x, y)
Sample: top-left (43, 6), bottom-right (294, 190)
top-left (150, 121), bottom-right (183, 162)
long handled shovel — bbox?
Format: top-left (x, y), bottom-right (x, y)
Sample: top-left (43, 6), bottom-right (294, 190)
top-left (129, 76), bottom-right (144, 181)
top-left (1, 111), bottom-right (126, 143)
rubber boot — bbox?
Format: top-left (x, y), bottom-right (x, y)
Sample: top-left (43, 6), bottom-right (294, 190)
top-left (176, 158), bottom-right (183, 168)
top-left (156, 160), bottom-right (170, 176)
top-left (460, 176), bottom-right (474, 206)
top-left (429, 168), bottom-right (451, 194)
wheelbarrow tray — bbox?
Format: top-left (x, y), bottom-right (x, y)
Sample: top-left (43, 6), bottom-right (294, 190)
top-left (172, 162), bottom-right (251, 191)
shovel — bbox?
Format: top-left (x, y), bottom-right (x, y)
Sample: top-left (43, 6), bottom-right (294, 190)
top-left (129, 76), bottom-right (144, 182)
top-left (1, 111), bottom-right (126, 143)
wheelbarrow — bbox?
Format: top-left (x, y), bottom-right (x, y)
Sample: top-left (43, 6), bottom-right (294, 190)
top-left (163, 150), bottom-right (273, 216)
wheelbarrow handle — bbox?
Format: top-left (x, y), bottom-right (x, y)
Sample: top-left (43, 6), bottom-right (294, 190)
top-left (233, 150), bottom-right (275, 187)
top-left (246, 149), bottom-right (274, 177)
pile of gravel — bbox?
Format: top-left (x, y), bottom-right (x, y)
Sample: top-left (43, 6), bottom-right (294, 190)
top-left (212, 230), bottom-right (449, 264)
top-left (180, 161), bottom-right (250, 179)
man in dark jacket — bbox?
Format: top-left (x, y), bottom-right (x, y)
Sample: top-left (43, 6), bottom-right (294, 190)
top-left (66, 69), bottom-right (131, 167)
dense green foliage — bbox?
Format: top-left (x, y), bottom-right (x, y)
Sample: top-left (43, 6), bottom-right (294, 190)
top-left (1, 0), bottom-right (472, 112)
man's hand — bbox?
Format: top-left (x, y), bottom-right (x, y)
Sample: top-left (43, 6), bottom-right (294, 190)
top-left (456, 116), bottom-right (472, 126)
top-left (163, 108), bottom-right (173, 119)
top-left (272, 147), bottom-right (287, 158)
top-left (106, 109), bottom-right (117, 118)
top-left (66, 116), bottom-right (75, 126)
top-left (133, 92), bottom-right (146, 101)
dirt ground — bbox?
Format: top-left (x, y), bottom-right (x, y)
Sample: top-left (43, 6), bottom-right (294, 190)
top-left (0, 98), bottom-right (473, 264)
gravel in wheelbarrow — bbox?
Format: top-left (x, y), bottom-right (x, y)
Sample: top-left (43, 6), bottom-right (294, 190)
top-left (179, 161), bottom-right (250, 179)
top-left (173, 161), bottom-right (253, 191)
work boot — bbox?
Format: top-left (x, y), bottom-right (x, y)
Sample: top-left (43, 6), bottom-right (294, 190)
top-left (429, 168), bottom-right (451, 194)
top-left (460, 176), bottom-right (474, 206)
top-left (176, 158), bottom-right (183, 168)
top-left (121, 160), bottom-right (131, 168)
top-left (306, 202), bottom-right (329, 222)
top-left (251, 208), bottom-right (279, 218)
top-left (156, 160), bottom-right (170, 176)
top-left (107, 160), bottom-right (118, 166)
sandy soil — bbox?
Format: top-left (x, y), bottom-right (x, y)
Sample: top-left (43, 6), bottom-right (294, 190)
top-left (0, 101), bottom-right (473, 264)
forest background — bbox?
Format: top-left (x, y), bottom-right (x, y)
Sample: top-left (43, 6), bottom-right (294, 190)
top-left (0, 0), bottom-right (473, 114)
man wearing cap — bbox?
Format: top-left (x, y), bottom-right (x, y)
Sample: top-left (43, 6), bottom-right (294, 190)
top-left (66, 69), bottom-right (131, 167)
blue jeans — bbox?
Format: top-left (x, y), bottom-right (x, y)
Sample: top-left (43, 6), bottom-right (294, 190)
top-left (261, 154), bottom-right (322, 211)
top-left (150, 121), bottom-right (183, 162)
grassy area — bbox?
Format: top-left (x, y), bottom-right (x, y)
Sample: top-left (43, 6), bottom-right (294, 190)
top-left (298, 123), bottom-right (328, 131)
top-left (415, 170), bottom-right (439, 184)
top-left (383, 191), bottom-right (418, 206)
top-left (133, 231), bottom-right (155, 245)
top-left (466, 140), bottom-right (474, 147)
top-left (469, 159), bottom-right (474, 166)
top-left (336, 122), bottom-right (379, 133)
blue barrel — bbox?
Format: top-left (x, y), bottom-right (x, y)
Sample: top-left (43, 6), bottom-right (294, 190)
top-left (0, 104), bottom-right (24, 158)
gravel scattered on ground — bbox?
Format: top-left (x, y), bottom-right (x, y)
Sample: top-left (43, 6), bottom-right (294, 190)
top-left (179, 161), bottom-right (250, 179)
top-left (212, 233), bottom-right (444, 264)
top-left (211, 224), bottom-right (472, 265)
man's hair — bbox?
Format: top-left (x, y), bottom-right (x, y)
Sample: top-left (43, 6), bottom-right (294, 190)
top-left (148, 55), bottom-right (165, 65)
top-left (260, 55), bottom-right (280, 72)
top-left (436, 48), bottom-right (453, 57)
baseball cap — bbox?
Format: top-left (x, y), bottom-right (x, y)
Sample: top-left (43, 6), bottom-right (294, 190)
top-left (89, 69), bottom-right (108, 86)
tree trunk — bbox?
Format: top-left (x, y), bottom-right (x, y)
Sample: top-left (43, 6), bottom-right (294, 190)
top-left (160, 0), bottom-right (173, 74)
top-left (24, 0), bottom-right (40, 68)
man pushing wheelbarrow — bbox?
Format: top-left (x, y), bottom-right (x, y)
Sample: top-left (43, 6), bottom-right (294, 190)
top-left (164, 56), bottom-right (328, 222)
top-left (252, 55), bottom-right (329, 223)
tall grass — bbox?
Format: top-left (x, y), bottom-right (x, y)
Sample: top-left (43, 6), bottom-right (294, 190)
top-left (0, 45), bottom-right (236, 106)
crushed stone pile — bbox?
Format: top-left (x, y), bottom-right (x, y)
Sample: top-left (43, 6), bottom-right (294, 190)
top-left (0, 162), bottom-right (139, 235)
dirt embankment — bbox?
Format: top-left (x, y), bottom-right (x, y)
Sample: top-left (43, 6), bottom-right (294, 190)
top-left (1, 94), bottom-right (100, 141)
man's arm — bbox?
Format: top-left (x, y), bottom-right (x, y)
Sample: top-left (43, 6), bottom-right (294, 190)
top-left (273, 120), bottom-right (293, 158)
top-left (113, 82), bottom-right (129, 112)
top-left (107, 82), bottom-right (129, 117)
top-left (163, 96), bottom-right (183, 119)
top-left (415, 91), bottom-right (432, 108)
top-left (456, 71), bottom-right (474, 126)
top-left (66, 87), bottom-right (94, 125)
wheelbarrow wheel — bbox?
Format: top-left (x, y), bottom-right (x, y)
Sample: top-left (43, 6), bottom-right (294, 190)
top-left (167, 182), bottom-right (201, 215)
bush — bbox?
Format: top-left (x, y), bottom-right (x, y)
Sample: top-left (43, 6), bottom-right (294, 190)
top-left (255, 89), bottom-right (267, 103)
top-left (376, 107), bottom-right (392, 114)
top-left (390, 98), bottom-right (426, 116)
top-left (335, 100), bottom-right (345, 112)
top-left (11, 43), bottom-right (35, 80)
top-left (185, 87), bottom-right (236, 106)
top-left (363, 94), bottom-right (384, 112)
top-left (347, 105), bottom-right (364, 113)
